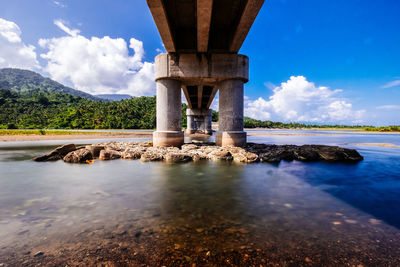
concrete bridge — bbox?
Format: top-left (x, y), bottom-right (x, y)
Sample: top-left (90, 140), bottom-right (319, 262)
top-left (147, 0), bottom-right (265, 147)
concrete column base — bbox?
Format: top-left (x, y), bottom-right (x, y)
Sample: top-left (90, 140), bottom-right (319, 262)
top-left (153, 131), bottom-right (184, 147)
top-left (215, 131), bottom-right (246, 147)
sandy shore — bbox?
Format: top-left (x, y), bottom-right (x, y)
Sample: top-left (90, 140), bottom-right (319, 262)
top-left (0, 132), bottom-right (153, 142)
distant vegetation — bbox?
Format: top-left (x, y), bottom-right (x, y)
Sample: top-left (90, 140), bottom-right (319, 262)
top-left (243, 117), bottom-right (400, 132)
top-left (0, 89), bottom-right (159, 129)
top-left (0, 68), bottom-right (399, 132)
top-left (0, 68), bottom-right (102, 101)
top-left (364, 126), bottom-right (400, 132)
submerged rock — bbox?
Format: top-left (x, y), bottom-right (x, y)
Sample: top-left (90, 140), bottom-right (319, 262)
top-left (33, 141), bottom-right (363, 164)
top-left (32, 143), bottom-right (76, 162)
top-left (63, 148), bottom-right (93, 163)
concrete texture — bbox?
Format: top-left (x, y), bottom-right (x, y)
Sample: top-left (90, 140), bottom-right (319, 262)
top-left (186, 109), bottom-right (212, 135)
top-left (146, 0), bottom-right (264, 53)
top-left (153, 79), bottom-right (184, 147)
top-left (155, 54), bottom-right (249, 83)
top-left (216, 79), bottom-right (246, 146)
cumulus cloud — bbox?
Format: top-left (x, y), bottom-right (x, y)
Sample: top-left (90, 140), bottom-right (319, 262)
top-left (0, 18), bottom-right (39, 70)
top-left (381, 79), bottom-right (400, 89)
top-left (39, 20), bottom-right (155, 96)
top-left (245, 76), bottom-right (365, 124)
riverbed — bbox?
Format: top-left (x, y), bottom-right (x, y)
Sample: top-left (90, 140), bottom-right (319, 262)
top-left (0, 130), bottom-right (400, 266)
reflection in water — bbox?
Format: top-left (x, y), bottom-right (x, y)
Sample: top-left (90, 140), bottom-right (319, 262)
top-left (0, 134), bottom-right (400, 265)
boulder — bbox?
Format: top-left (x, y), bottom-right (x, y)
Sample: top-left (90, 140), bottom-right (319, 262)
top-left (99, 150), bottom-right (121, 160)
top-left (32, 143), bottom-right (76, 162)
top-left (85, 145), bottom-right (105, 158)
top-left (208, 149), bottom-right (233, 162)
top-left (314, 145), bottom-right (363, 162)
top-left (140, 151), bottom-right (164, 162)
top-left (63, 149), bottom-right (93, 163)
top-left (164, 153), bottom-right (192, 163)
top-left (122, 150), bottom-right (143, 160)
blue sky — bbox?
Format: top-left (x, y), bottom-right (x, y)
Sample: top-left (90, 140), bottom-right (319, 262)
top-left (0, 0), bottom-right (399, 125)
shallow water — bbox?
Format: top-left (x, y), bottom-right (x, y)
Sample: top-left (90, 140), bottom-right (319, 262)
top-left (0, 130), bottom-right (400, 266)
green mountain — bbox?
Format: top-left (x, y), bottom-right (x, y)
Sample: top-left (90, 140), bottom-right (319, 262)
top-left (0, 68), bottom-right (102, 101)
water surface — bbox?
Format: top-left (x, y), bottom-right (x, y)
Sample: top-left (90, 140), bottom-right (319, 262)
top-left (0, 130), bottom-right (400, 266)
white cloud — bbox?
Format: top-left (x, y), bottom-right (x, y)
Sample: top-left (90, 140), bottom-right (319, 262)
top-left (376, 105), bottom-right (400, 110)
top-left (53, 1), bottom-right (67, 8)
top-left (39, 20), bottom-right (155, 96)
top-left (54, 19), bottom-right (80, 37)
top-left (0, 18), bottom-right (39, 70)
top-left (381, 79), bottom-right (400, 89)
top-left (245, 76), bottom-right (365, 124)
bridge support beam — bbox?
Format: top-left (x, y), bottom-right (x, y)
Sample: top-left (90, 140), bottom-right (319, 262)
top-left (153, 79), bottom-right (184, 147)
top-left (153, 53), bottom-right (248, 147)
top-left (215, 80), bottom-right (246, 147)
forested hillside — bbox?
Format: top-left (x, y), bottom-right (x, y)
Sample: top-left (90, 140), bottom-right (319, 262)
top-left (0, 89), bottom-right (163, 129)
top-left (0, 68), bottom-right (103, 101)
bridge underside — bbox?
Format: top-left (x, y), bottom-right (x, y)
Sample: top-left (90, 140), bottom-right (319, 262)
top-left (147, 0), bottom-right (264, 147)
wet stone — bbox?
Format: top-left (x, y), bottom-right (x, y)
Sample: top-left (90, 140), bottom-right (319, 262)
top-left (99, 150), bottom-right (121, 160)
top-left (63, 148), bottom-right (93, 163)
top-left (32, 143), bottom-right (76, 161)
top-left (85, 145), bottom-right (105, 158)
top-left (33, 141), bottom-right (363, 164)
top-left (165, 153), bottom-right (192, 163)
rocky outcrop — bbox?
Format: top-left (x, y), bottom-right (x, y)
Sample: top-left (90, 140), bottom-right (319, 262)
top-left (32, 144), bottom-right (76, 161)
top-left (33, 141), bottom-right (363, 164)
top-left (63, 148), bottom-right (93, 163)
top-left (247, 144), bottom-right (363, 163)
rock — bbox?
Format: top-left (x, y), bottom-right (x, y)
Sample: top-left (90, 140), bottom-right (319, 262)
top-left (63, 149), bottom-right (93, 163)
top-left (244, 152), bottom-right (259, 163)
top-left (35, 141), bottom-right (363, 165)
top-left (314, 145), bottom-right (363, 162)
top-left (140, 151), bottom-right (163, 162)
top-left (122, 150), bottom-right (142, 160)
top-left (32, 143), bottom-right (76, 161)
top-left (259, 150), bottom-right (282, 163)
top-left (181, 144), bottom-right (198, 151)
top-left (34, 251), bottom-right (44, 257)
top-left (99, 150), bottom-right (121, 160)
top-left (85, 145), bottom-right (105, 158)
top-left (164, 153), bottom-right (192, 163)
top-left (208, 149), bottom-right (233, 162)
top-left (294, 145), bottom-right (320, 161)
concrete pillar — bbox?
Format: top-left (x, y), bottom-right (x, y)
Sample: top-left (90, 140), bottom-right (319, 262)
top-left (185, 108), bottom-right (213, 135)
top-left (216, 79), bottom-right (246, 147)
top-left (186, 113), bottom-right (196, 134)
top-left (204, 112), bottom-right (212, 135)
top-left (153, 79), bottom-right (184, 147)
